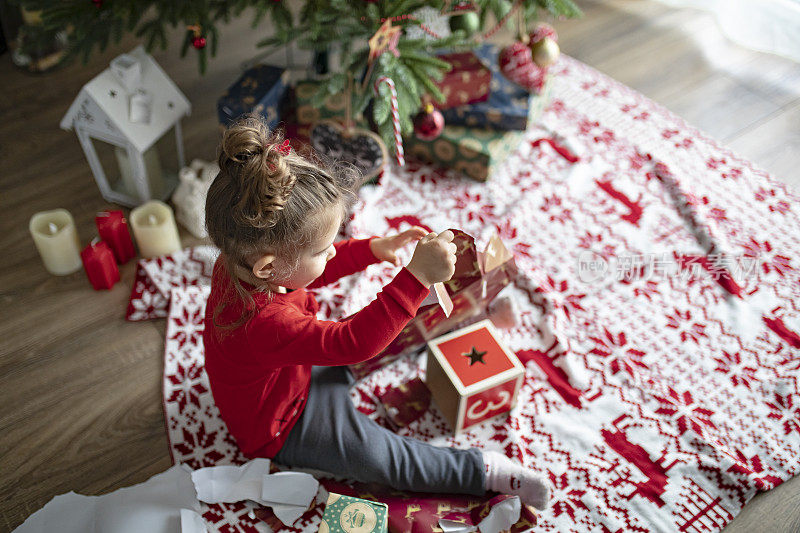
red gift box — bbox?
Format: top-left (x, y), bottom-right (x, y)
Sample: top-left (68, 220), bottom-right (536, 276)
top-left (426, 320), bottom-right (524, 434)
top-left (254, 478), bottom-right (538, 533)
top-left (349, 230), bottom-right (516, 380)
top-left (81, 239), bottom-right (120, 290)
top-left (95, 210), bottom-right (135, 264)
top-left (434, 51), bottom-right (491, 109)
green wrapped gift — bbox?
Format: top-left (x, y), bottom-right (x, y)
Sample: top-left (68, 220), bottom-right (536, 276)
top-left (295, 80), bottom-right (349, 126)
top-left (318, 492), bottom-right (388, 533)
top-left (403, 126), bottom-right (525, 182)
top-left (293, 80), bottom-right (369, 142)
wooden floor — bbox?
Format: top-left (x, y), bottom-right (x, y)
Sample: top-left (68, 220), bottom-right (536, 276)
top-left (1, 1), bottom-right (798, 531)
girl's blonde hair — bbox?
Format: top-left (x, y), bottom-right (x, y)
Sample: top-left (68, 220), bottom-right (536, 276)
top-left (205, 114), bottom-right (357, 332)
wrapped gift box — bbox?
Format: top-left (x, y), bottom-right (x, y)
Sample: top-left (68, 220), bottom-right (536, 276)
top-left (319, 492), bottom-right (388, 533)
top-left (403, 125), bottom-right (524, 182)
top-left (217, 64), bottom-right (289, 129)
top-left (426, 320), bottom-right (524, 434)
top-left (441, 44), bottom-right (552, 132)
top-left (434, 51), bottom-right (491, 109)
top-left (350, 230), bottom-right (517, 380)
top-left (274, 479), bottom-right (539, 533)
top-left (295, 80), bottom-right (349, 126)
top-left (292, 80), bottom-right (370, 142)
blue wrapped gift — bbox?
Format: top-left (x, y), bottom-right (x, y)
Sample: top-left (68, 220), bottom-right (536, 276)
top-left (217, 65), bottom-right (289, 129)
top-left (441, 44), bottom-right (551, 131)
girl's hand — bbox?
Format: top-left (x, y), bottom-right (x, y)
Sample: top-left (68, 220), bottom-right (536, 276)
top-left (370, 226), bottom-right (429, 266)
top-left (406, 230), bottom-right (458, 287)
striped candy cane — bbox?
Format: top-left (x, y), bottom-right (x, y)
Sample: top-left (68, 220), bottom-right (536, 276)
top-left (374, 76), bottom-right (405, 166)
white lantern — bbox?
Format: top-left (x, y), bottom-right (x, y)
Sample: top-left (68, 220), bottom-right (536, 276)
top-left (60, 46), bottom-right (191, 207)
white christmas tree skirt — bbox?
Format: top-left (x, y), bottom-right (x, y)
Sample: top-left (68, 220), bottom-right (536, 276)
top-left (161, 54), bottom-right (800, 532)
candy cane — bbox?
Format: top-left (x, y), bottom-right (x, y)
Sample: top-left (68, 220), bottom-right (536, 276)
top-left (374, 76), bottom-right (404, 166)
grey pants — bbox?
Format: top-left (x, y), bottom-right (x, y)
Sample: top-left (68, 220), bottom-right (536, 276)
top-left (274, 365), bottom-right (486, 495)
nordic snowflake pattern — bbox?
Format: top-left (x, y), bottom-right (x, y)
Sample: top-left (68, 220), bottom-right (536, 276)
top-left (160, 54), bottom-right (800, 532)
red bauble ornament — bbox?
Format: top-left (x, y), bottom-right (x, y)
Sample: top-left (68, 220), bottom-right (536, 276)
top-left (498, 41), bottom-right (546, 92)
top-left (92, 0), bottom-right (103, 7)
top-left (191, 36), bottom-right (207, 49)
top-left (529, 22), bottom-right (557, 44)
top-left (414, 104), bottom-right (444, 141)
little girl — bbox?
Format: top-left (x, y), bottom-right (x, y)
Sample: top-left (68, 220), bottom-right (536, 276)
top-left (202, 115), bottom-right (550, 510)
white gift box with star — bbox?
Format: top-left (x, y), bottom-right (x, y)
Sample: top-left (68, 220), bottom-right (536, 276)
top-left (426, 320), bottom-right (525, 434)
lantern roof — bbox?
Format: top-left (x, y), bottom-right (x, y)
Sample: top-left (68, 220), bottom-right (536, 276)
top-left (61, 46), bottom-right (191, 153)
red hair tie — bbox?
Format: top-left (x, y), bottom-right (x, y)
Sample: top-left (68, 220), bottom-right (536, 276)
top-left (274, 139), bottom-right (292, 156)
top-left (265, 139), bottom-right (292, 172)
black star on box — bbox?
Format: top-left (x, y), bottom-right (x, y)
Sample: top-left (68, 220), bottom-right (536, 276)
top-left (463, 346), bottom-right (487, 365)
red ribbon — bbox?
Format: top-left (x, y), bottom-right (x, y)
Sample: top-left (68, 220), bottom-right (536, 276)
top-left (531, 137), bottom-right (579, 163)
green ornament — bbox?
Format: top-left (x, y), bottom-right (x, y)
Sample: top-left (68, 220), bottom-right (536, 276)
top-left (449, 12), bottom-right (480, 36)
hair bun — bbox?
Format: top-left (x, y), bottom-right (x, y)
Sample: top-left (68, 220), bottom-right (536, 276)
top-left (218, 115), bottom-right (297, 228)
top-left (221, 115), bottom-right (268, 163)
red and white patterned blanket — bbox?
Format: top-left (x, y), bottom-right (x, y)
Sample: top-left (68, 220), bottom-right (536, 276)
top-left (161, 55), bottom-right (800, 532)
top-left (127, 246), bottom-right (217, 321)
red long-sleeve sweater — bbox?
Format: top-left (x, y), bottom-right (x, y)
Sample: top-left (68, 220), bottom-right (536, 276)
top-left (203, 238), bottom-right (430, 458)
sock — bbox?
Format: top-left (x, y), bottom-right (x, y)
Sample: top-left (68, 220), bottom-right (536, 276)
top-left (482, 450), bottom-right (551, 510)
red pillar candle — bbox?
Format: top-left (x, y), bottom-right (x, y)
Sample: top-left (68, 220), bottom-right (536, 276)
top-left (81, 239), bottom-right (120, 290)
top-left (96, 210), bottom-right (136, 264)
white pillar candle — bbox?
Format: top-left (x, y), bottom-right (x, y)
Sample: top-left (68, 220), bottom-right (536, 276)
top-left (29, 209), bottom-right (83, 275)
top-left (130, 200), bottom-right (182, 258)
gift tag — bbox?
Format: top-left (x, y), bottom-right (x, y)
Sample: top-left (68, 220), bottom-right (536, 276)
top-left (310, 120), bottom-right (387, 183)
top-left (434, 282), bottom-right (454, 317)
top-left (482, 233), bottom-right (514, 272)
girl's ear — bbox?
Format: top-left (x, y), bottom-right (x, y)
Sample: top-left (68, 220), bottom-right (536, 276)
top-left (252, 253), bottom-right (277, 279)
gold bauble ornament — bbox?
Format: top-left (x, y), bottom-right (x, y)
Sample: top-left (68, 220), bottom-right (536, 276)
top-left (530, 37), bottom-right (560, 68)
